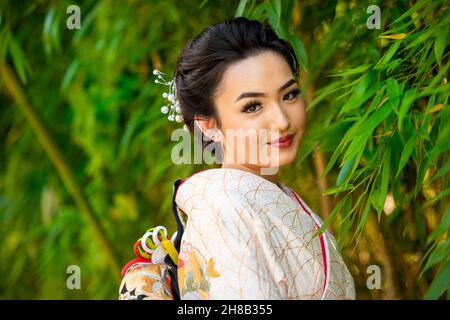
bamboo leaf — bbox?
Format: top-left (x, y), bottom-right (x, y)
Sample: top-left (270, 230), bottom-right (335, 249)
top-left (60, 60), bottom-right (80, 93)
top-left (329, 64), bottom-right (372, 77)
top-left (423, 239), bottom-right (450, 272)
top-left (323, 184), bottom-right (354, 195)
top-left (313, 195), bottom-right (350, 237)
top-left (379, 33), bottom-right (407, 40)
top-left (234, 0), bottom-right (249, 17)
top-left (0, 28), bottom-right (11, 59)
top-left (340, 72), bottom-right (376, 114)
top-left (430, 160), bottom-right (450, 183)
top-left (425, 104), bottom-right (444, 115)
top-left (424, 188), bottom-right (450, 208)
top-left (8, 37), bottom-right (29, 84)
top-left (291, 36), bottom-right (308, 72)
top-left (396, 136), bottom-right (415, 177)
top-left (375, 41), bottom-right (401, 69)
top-left (386, 78), bottom-right (401, 111)
top-left (424, 259), bottom-right (450, 300)
top-left (355, 199), bottom-right (372, 236)
top-left (377, 146), bottom-right (391, 218)
top-left (398, 88), bottom-right (417, 131)
top-left (427, 139), bottom-right (450, 163)
top-left (266, 0), bottom-right (282, 31)
top-left (428, 207), bottom-right (450, 244)
top-left (415, 157), bottom-right (430, 196)
top-left (342, 101), bottom-right (392, 164)
top-left (434, 26), bottom-right (449, 65)
top-left (392, 0), bottom-right (429, 24)
top-left (337, 155), bottom-right (356, 186)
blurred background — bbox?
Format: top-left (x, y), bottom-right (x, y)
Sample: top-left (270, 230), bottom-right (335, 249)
top-left (0, 0), bottom-right (448, 299)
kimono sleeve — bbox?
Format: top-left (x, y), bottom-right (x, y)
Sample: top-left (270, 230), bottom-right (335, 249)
top-left (177, 190), bottom-right (284, 300)
top-left (119, 263), bottom-right (173, 300)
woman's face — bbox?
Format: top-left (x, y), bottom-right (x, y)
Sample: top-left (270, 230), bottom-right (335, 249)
top-left (212, 51), bottom-right (306, 173)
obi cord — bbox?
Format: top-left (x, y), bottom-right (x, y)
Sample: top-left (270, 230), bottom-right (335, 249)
top-left (120, 178), bottom-right (185, 300)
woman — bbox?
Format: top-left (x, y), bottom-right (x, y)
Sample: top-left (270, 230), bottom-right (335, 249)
top-left (119, 17), bottom-right (355, 300)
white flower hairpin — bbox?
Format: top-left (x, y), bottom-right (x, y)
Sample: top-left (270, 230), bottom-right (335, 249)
top-left (153, 69), bottom-right (189, 132)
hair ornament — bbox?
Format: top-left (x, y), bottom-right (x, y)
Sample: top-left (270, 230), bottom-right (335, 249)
top-left (153, 69), bottom-right (189, 132)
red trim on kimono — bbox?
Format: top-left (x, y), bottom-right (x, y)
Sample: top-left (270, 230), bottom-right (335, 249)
top-left (289, 190), bottom-right (328, 295)
top-left (121, 257), bottom-right (152, 278)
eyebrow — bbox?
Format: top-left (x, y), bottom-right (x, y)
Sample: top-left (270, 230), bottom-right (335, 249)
top-left (234, 79), bottom-right (298, 102)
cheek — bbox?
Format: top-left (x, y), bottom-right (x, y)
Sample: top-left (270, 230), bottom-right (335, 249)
top-left (290, 99), bottom-right (307, 133)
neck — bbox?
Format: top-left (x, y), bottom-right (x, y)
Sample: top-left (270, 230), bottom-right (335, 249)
top-left (221, 163), bottom-right (280, 185)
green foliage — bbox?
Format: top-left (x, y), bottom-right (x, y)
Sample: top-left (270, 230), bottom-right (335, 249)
top-left (1, 0), bottom-right (448, 299)
top-left (0, 0), bottom-right (228, 299)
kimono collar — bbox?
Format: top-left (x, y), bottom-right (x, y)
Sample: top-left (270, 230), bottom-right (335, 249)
top-left (175, 168), bottom-right (299, 216)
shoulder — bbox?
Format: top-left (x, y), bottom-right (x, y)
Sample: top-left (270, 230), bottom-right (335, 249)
top-left (176, 167), bottom-right (265, 197)
top-left (188, 188), bottom-right (253, 223)
top-left (175, 168), bottom-right (255, 217)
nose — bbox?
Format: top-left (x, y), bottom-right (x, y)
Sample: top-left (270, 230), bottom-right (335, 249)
top-left (270, 102), bottom-right (290, 133)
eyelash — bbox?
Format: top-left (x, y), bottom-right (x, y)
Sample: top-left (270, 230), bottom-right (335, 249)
top-left (241, 88), bottom-right (301, 113)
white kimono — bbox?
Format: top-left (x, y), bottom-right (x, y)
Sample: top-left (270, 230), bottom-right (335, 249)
top-left (175, 168), bottom-right (355, 300)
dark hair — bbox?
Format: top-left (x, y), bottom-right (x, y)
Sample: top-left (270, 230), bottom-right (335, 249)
top-left (174, 16), bottom-right (300, 150)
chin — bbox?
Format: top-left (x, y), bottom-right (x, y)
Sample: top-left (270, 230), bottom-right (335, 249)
top-left (257, 150), bottom-right (297, 169)
top-left (258, 142), bottom-right (299, 168)
top-left (276, 150), bottom-right (297, 167)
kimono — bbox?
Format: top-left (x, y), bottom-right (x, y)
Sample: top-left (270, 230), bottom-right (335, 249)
top-left (119, 167), bottom-right (355, 300)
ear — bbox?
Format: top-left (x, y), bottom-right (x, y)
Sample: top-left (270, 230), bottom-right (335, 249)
top-left (194, 116), bottom-right (221, 142)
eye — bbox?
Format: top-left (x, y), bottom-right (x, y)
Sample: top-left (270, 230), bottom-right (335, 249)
top-left (241, 100), bottom-right (262, 113)
top-left (284, 88), bottom-right (301, 101)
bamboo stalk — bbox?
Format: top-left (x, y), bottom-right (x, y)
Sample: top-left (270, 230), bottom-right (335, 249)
top-left (312, 149), bottom-right (332, 222)
top-left (304, 82), bottom-right (333, 228)
top-left (0, 60), bottom-right (121, 284)
top-left (364, 211), bottom-right (400, 299)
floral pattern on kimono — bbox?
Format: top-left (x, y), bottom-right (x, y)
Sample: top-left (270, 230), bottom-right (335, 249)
top-left (119, 262), bottom-right (173, 300)
top-left (177, 240), bottom-right (221, 299)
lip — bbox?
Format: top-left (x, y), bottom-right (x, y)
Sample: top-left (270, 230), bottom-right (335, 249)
top-left (268, 133), bottom-right (295, 148)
